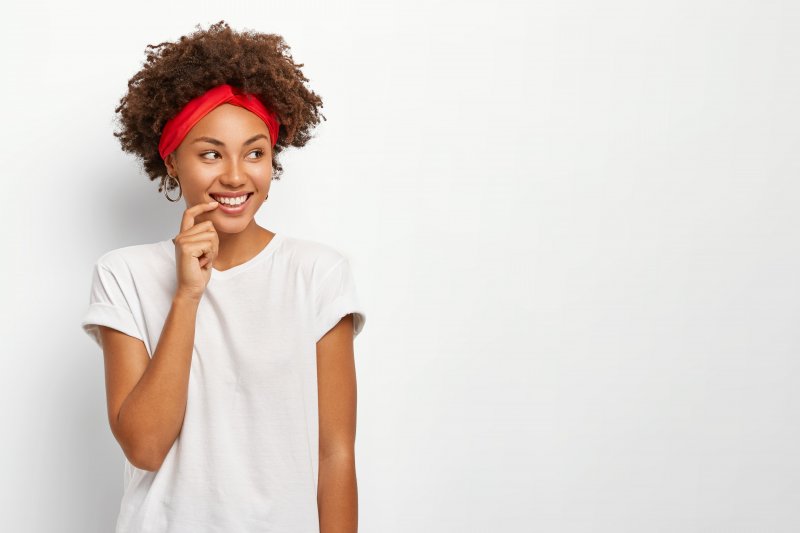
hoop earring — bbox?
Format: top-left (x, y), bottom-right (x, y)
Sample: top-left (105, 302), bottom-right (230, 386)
top-left (164, 174), bottom-right (182, 203)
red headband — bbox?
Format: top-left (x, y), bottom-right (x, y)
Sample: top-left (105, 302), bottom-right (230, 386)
top-left (158, 83), bottom-right (280, 160)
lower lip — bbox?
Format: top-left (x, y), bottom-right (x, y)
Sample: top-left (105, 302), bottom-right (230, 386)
top-left (213, 193), bottom-right (253, 215)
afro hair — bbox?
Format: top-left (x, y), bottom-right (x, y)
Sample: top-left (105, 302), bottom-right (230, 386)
top-left (113, 20), bottom-right (326, 196)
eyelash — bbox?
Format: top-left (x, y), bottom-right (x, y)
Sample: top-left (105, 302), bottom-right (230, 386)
top-left (201, 149), bottom-right (264, 160)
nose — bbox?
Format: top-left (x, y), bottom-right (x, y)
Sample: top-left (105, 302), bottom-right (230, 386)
top-left (218, 157), bottom-right (247, 188)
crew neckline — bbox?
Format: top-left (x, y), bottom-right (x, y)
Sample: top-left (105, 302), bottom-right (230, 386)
top-left (159, 232), bottom-right (283, 281)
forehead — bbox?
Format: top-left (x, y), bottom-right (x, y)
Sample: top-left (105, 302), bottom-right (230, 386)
top-left (191, 103), bottom-right (269, 136)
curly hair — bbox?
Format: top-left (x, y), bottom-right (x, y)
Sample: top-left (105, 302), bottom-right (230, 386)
top-left (113, 20), bottom-right (325, 195)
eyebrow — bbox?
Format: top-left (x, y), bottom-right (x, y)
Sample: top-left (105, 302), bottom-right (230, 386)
top-left (190, 133), bottom-right (269, 147)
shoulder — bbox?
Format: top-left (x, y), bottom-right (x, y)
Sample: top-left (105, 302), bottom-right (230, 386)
top-left (277, 234), bottom-right (350, 279)
top-left (94, 240), bottom-right (167, 273)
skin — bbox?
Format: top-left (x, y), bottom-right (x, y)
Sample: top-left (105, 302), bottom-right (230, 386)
top-left (99, 103), bottom-right (358, 531)
top-left (164, 103), bottom-right (276, 270)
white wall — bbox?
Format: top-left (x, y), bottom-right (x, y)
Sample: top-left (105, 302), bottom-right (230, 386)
top-left (1, 0), bottom-right (798, 531)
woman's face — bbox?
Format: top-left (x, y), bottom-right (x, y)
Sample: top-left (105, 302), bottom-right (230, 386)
top-left (164, 103), bottom-right (273, 234)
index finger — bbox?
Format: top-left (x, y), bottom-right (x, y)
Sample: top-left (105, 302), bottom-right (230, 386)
top-left (180, 200), bottom-right (219, 233)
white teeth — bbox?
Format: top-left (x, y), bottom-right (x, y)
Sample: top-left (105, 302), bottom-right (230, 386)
top-left (213, 194), bottom-right (249, 206)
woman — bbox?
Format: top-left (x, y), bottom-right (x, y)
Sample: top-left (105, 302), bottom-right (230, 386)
top-left (80, 21), bottom-right (366, 532)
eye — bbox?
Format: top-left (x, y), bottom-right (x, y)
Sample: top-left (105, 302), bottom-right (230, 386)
top-left (199, 149), bottom-right (264, 160)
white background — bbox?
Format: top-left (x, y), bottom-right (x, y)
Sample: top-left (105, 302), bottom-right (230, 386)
top-left (1, 1), bottom-right (799, 531)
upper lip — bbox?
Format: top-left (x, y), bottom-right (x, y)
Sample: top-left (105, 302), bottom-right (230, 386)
top-left (209, 191), bottom-right (254, 198)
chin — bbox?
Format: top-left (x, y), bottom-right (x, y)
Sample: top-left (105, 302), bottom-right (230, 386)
top-left (213, 217), bottom-right (253, 233)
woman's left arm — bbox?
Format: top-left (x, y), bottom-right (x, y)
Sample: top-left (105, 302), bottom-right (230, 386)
top-left (317, 313), bottom-right (359, 533)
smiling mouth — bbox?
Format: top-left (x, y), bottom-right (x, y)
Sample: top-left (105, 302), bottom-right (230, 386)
top-left (210, 192), bottom-right (254, 207)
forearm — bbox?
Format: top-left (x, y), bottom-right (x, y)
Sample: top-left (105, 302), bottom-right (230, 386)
top-left (318, 454), bottom-right (358, 533)
top-left (116, 293), bottom-right (200, 470)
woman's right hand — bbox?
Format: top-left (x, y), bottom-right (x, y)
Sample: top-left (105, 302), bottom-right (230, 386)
top-left (171, 200), bottom-right (219, 301)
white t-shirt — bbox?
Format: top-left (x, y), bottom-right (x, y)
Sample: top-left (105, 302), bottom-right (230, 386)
top-left (80, 232), bottom-right (366, 532)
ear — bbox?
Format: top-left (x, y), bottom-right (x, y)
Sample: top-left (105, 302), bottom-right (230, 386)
top-left (164, 153), bottom-right (178, 177)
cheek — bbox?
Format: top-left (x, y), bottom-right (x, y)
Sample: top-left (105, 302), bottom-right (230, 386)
top-left (255, 161), bottom-right (272, 178)
top-left (179, 177), bottom-right (216, 203)
top-left (254, 170), bottom-right (272, 190)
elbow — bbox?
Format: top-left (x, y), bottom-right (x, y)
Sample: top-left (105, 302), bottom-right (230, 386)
top-left (126, 445), bottom-right (165, 472)
top-left (117, 435), bottom-right (167, 472)
top-left (111, 414), bottom-right (170, 472)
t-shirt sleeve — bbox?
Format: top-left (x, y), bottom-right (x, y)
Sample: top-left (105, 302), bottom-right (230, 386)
top-left (81, 260), bottom-right (145, 350)
top-left (313, 257), bottom-right (367, 343)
